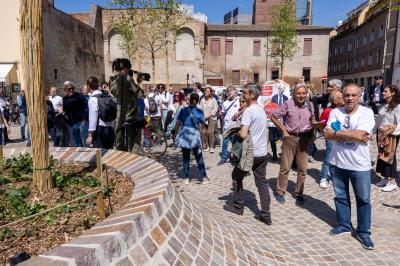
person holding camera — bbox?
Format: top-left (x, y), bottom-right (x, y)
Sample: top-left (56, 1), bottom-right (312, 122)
top-left (109, 58), bottom-right (145, 154)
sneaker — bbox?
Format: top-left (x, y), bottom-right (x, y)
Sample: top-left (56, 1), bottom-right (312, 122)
top-left (376, 177), bottom-right (388, 187)
top-left (329, 226), bottom-right (352, 236)
top-left (382, 182), bottom-right (398, 192)
top-left (255, 214), bottom-right (272, 226)
top-left (201, 177), bottom-right (210, 184)
top-left (210, 148), bottom-right (214, 154)
top-left (320, 179), bottom-right (328, 189)
top-left (26, 143), bottom-right (31, 147)
top-left (203, 147), bottom-right (210, 152)
top-left (356, 234), bottom-right (374, 250)
top-left (184, 178), bottom-right (190, 185)
top-left (217, 160), bottom-right (227, 166)
top-left (308, 156), bottom-right (315, 163)
top-left (223, 204), bottom-right (244, 215)
top-left (295, 195), bottom-right (305, 205)
top-left (275, 194), bottom-right (285, 204)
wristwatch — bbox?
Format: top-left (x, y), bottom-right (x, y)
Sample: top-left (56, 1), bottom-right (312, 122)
top-left (333, 130), bottom-right (337, 136)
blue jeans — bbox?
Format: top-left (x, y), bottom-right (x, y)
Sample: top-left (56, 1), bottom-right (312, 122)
top-left (182, 146), bottom-right (207, 179)
top-left (68, 123), bottom-right (82, 147)
top-left (268, 127), bottom-right (279, 156)
top-left (20, 113), bottom-right (31, 144)
top-left (320, 140), bottom-right (333, 180)
top-left (308, 142), bottom-right (317, 158)
top-left (0, 128), bottom-right (4, 145)
top-left (331, 165), bottom-right (372, 237)
top-left (80, 121), bottom-right (89, 147)
top-left (221, 135), bottom-right (237, 161)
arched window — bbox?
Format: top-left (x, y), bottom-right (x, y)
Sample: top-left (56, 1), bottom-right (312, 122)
top-left (109, 32), bottom-right (125, 61)
top-left (176, 28), bottom-right (195, 61)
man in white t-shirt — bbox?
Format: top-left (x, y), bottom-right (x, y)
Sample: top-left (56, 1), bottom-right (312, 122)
top-left (325, 84), bottom-right (375, 250)
top-left (218, 85), bottom-right (240, 165)
top-left (223, 84), bottom-right (272, 226)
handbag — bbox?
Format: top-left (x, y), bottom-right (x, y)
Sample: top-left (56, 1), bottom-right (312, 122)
top-left (175, 108), bottom-right (202, 149)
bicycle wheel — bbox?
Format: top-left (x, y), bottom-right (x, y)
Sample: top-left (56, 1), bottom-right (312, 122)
top-left (143, 126), bottom-right (167, 158)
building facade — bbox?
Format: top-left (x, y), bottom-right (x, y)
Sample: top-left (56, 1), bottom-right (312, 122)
top-left (328, 0), bottom-right (399, 88)
top-left (204, 24), bottom-right (330, 89)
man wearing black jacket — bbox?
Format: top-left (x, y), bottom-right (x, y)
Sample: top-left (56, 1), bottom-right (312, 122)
top-left (368, 76), bottom-right (384, 114)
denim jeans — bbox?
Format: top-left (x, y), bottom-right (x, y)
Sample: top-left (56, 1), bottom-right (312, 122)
top-left (0, 128), bottom-right (4, 145)
top-left (221, 135), bottom-right (236, 161)
top-left (308, 142), bottom-right (317, 158)
top-left (20, 113), bottom-right (31, 144)
top-left (79, 121), bottom-right (89, 147)
top-left (320, 140), bottom-right (333, 180)
top-left (331, 165), bottom-right (372, 237)
top-left (268, 127), bottom-right (279, 156)
top-left (68, 123), bottom-right (82, 147)
top-left (182, 146), bottom-right (207, 179)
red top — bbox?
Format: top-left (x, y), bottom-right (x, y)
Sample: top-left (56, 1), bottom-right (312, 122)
top-left (319, 107), bottom-right (333, 126)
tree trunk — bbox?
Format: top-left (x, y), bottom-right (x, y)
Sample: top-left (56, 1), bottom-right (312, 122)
top-left (165, 43), bottom-right (170, 89)
top-left (20, 0), bottom-right (52, 192)
top-left (280, 56), bottom-right (284, 80)
top-left (151, 49), bottom-right (156, 88)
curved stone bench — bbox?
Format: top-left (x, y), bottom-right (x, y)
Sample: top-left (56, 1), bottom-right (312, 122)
top-left (3, 147), bottom-right (183, 265)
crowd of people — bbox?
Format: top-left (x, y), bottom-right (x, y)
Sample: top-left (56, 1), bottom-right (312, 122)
top-left (6, 56), bottom-right (399, 251)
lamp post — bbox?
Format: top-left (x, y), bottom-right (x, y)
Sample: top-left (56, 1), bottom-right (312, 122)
top-left (186, 73), bottom-right (189, 88)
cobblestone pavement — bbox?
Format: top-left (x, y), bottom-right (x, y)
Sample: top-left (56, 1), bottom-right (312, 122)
top-left (157, 137), bottom-right (400, 265)
top-left (5, 125), bottom-right (400, 265)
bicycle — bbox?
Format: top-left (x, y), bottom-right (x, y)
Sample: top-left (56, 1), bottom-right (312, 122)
top-left (143, 116), bottom-right (167, 158)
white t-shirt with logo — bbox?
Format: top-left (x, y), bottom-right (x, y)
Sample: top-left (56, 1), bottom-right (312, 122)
top-left (326, 105), bottom-right (375, 171)
top-left (144, 93), bottom-right (162, 117)
top-left (241, 103), bottom-right (268, 157)
top-left (222, 97), bottom-right (240, 131)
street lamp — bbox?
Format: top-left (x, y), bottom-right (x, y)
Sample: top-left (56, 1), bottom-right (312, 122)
top-left (186, 73), bottom-right (189, 88)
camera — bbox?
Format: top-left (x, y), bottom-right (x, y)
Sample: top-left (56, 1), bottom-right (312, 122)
top-left (128, 70), bottom-right (151, 82)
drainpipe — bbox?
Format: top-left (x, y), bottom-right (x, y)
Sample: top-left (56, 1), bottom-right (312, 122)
top-left (382, 0), bottom-right (393, 82)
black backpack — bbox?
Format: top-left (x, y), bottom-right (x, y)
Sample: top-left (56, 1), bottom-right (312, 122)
top-left (93, 92), bottom-right (117, 122)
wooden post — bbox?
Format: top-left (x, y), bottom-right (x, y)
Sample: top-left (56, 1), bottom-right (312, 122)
top-left (95, 149), bottom-right (105, 219)
top-left (96, 149), bottom-right (103, 188)
top-left (96, 191), bottom-right (106, 220)
top-left (20, 0), bottom-right (52, 192)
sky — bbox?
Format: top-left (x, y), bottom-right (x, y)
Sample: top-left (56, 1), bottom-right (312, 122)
top-left (55, 0), bottom-right (367, 27)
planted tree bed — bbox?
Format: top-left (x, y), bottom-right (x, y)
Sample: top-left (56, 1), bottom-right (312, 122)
top-left (0, 154), bottom-right (134, 264)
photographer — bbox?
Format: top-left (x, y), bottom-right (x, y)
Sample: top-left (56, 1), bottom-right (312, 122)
top-left (109, 58), bottom-right (146, 154)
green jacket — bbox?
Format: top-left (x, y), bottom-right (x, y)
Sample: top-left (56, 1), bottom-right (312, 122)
top-left (109, 74), bottom-right (143, 126)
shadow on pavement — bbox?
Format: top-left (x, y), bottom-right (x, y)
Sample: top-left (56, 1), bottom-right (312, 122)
top-left (218, 189), bottom-right (260, 216)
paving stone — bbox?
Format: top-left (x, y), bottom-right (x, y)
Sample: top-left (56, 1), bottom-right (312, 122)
top-left (129, 245), bottom-right (148, 265)
top-left (169, 236), bottom-right (183, 254)
top-left (150, 226), bottom-right (166, 246)
top-left (115, 257), bottom-right (134, 266)
top-left (142, 236), bottom-right (158, 258)
top-left (162, 248), bottom-right (176, 265)
top-left (44, 246), bottom-right (99, 265)
top-left (159, 217), bottom-right (173, 236)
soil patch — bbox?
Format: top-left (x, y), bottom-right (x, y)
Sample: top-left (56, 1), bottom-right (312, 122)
top-left (0, 154), bottom-right (134, 264)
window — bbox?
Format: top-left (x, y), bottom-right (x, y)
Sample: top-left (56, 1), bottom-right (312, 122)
top-left (53, 69), bottom-right (58, 80)
top-left (348, 41), bottom-right (352, 52)
top-left (338, 62), bottom-right (342, 71)
top-left (360, 77), bottom-right (365, 87)
top-left (368, 52), bottom-right (372, 65)
top-left (361, 56), bottom-right (365, 66)
top-left (302, 67), bottom-right (311, 82)
top-left (376, 49), bottom-right (381, 64)
top-left (226, 39), bottom-right (233, 55)
top-left (363, 34), bottom-right (367, 45)
top-left (334, 46), bottom-right (338, 55)
top-left (303, 38), bottom-right (312, 55)
top-left (271, 69), bottom-right (279, 80)
top-left (355, 37), bottom-right (359, 49)
top-left (211, 38), bottom-right (220, 55)
top-left (347, 60), bottom-right (350, 70)
top-left (355, 57), bottom-right (359, 68)
top-left (370, 28), bottom-right (375, 42)
top-left (232, 70), bottom-right (240, 84)
top-left (340, 43), bottom-right (343, 54)
top-left (253, 39), bottom-right (261, 56)
top-left (379, 24), bottom-right (384, 38)
top-left (254, 73), bottom-right (260, 83)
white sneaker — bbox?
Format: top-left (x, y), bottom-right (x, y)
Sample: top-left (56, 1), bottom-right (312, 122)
top-left (210, 148), bottom-right (214, 153)
top-left (203, 147), bottom-right (210, 152)
top-left (376, 178), bottom-right (388, 187)
top-left (308, 156), bottom-right (315, 163)
top-left (184, 178), bottom-right (190, 185)
top-left (320, 179), bottom-right (327, 189)
top-left (201, 177), bottom-right (210, 184)
top-left (382, 182), bottom-right (398, 192)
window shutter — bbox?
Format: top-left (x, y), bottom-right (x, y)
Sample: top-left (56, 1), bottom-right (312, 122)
top-left (226, 39), bottom-right (233, 55)
top-left (232, 70), bottom-right (240, 84)
top-left (303, 38), bottom-right (312, 55)
top-left (253, 40), bottom-right (261, 56)
top-left (211, 38), bottom-right (220, 55)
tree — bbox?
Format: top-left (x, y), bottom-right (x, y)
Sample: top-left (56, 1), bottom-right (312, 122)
top-left (109, 0), bottom-right (185, 87)
top-left (20, 0), bottom-right (53, 192)
top-left (268, 0), bottom-right (298, 79)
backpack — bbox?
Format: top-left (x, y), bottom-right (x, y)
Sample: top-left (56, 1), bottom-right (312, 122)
top-left (93, 92), bottom-right (117, 122)
top-left (148, 95), bottom-right (158, 115)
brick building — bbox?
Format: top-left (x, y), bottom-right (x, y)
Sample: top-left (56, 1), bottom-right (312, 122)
top-left (328, 0), bottom-right (399, 88)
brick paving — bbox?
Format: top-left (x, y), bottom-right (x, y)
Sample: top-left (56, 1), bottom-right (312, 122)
top-left (4, 124), bottom-right (400, 265)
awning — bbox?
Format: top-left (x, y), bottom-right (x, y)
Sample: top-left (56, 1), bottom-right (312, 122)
top-left (0, 64), bottom-right (14, 82)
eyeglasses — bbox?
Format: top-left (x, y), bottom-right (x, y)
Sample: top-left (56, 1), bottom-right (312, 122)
top-left (240, 100), bottom-right (246, 103)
